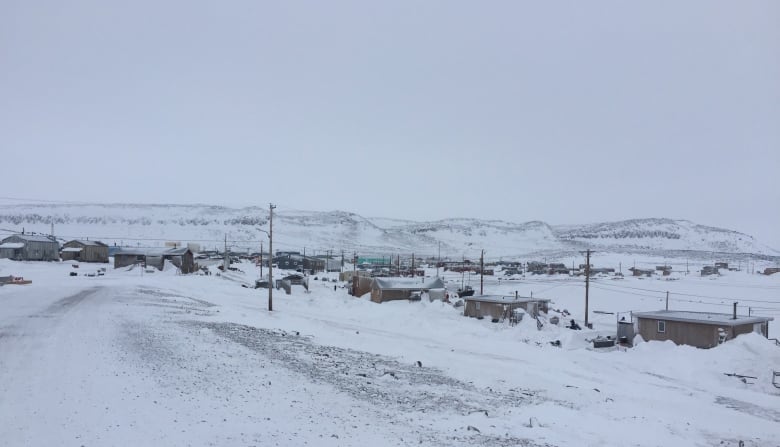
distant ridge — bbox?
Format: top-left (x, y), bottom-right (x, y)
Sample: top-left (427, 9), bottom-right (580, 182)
top-left (0, 202), bottom-right (777, 259)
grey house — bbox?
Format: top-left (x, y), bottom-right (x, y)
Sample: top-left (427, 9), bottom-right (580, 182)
top-left (0, 234), bottom-right (60, 261)
top-left (464, 295), bottom-right (551, 320)
top-left (114, 247), bottom-right (196, 273)
top-left (61, 240), bottom-right (109, 263)
top-left (273, 252), bottom-right (326, 273)
top-left (369, 277), bottom-right (445, 303)
top-left (632, 310), bottom-right (773, 349)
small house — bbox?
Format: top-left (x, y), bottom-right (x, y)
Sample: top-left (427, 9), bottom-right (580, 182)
top-left (61, 240), bottom-right (109, 263)
top-left (632, 310), bottom-right (773, 349)
top-left (114, 247), bottom-right (195, 273)
top-left (369, 277), bottom-right (445, 303)
top-left (526, 262), bottom-right (547, 274)
top-left (282, 273), bottom-right (305, 285)
top-left (547, 263), bottom-right (568, 275)
top-left (164, 247), bottom-right (196, 274)
top-left (273, 252), bottom-right (326, 273)
top-left (464, 295), bottom-right (551, 320)
top-left (701, 266), bottom-right (719, 276)
top-left (629, 267), bottom-right (654, 277)
top-left (0, 234), bottom-right (60, 261)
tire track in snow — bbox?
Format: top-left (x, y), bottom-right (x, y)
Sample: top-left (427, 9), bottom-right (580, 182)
top-left (186, 321), bottom-right (556, 447)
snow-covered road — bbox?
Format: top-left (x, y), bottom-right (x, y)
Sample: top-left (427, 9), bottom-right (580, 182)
top-left (0, 283), bottom-right (550, 446)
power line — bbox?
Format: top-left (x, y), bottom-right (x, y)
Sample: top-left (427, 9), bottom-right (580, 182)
top-left (590, 279), bottom-right (780, 304)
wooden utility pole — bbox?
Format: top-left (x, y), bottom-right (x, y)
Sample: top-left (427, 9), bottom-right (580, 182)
top-left (480, 249), bottom-right (484, 295)
top-left (260, 240), bottom-right (264, 278)
top-left (411, 253), bottom-right (415, 275)
top-left (268, 203), bottom-right (276, 312)
top-left (665, 291), bottom-right (669, 310)
top-left (224, 234), bottom-right (229, 272)
top-left (437, 241), bottom-right (441, 278)
top-left (584, 249), bottom-right (591, 327)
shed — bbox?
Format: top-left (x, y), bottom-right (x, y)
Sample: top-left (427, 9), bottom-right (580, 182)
top-left (632, 310), bottom-right (773, 349)
top-left (701, 266), bottom-right (719, 277)
top-left (164, 247), bottom-right (196, 274)
top-left (61, 240), bottom-right (109, 263)
top-left (369, 277), bottom-right (445, 303)
top-left (628, 267), bottom-right (654, 277)
top-left (464, 295), bottom-right (551, 320)
top-left (0, 234), bottom-right (60, 261)
top-left (282, 273), bottom-right (305, 285)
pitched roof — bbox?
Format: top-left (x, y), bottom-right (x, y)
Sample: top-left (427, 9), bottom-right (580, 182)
top-left (67, 240), bottom-right (107, 247)
top-left (114, 247), bottom-right (191, 257)
top-left (465, 295), bottom-right (551, 304)
top-left (633, 310), bottom-right (773, 326)
top-left (2, 234), bottom-right (57, 243)
top-left (371, 277), bottom-right (445, 290)
top-left (165, 247), bottom-right (192, 256)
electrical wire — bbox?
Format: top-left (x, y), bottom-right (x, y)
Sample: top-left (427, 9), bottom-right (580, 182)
top-left (589, 279), bottom-right (780, 304)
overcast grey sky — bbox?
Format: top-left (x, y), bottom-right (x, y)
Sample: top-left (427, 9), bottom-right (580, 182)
top-left (1, 1), bottom-right (778, 248)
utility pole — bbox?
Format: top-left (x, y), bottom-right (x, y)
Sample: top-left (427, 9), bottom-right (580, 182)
top-left (260, 240), bottom-right (264, 279)
top-left (584, 249), bottom-right (591, 328)
top-left (665, 291), bottom-right (669, 310)
top-left (224, 234), bottom-right (229, 272)
top-left (268, 203), bottom-right (276, 312)
top-left (341, 250), bottom-right (345, 272)
top-left (411, 253), bottom-right (415, 275)
top-left (437, 241), bottom-right (441, 278)
top-left (352, 252), bottom-right (357, 296)
top-left (480, 249), bottom-right (484, 295)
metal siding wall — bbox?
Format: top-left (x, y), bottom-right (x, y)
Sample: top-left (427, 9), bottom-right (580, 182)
top-left (638, 318), bottom-right (721, 348)
top-left (24, 241), bottom-right (59, 261)
top-left (732, 323), bottom-right (755, 338)
top-left (114, 254), bottom-right (139, 269)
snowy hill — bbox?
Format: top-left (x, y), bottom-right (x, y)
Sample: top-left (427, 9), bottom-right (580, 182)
top-left (0, 202), bottom-right (777, 259)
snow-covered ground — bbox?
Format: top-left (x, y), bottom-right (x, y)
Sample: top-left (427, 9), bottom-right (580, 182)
top-left (1, 259), bottom-right (779, 446)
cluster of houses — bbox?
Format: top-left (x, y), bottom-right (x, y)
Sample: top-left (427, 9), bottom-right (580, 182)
top-left (343, 269), bottom-right (775, 350)
top-left (0, 234), bottom-right (112, 263)
top-left (0, 233), bottom-right (197, 273)
top-left (3, 233), bottom-right (776, 351)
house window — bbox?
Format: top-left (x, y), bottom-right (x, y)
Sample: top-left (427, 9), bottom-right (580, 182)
top-left (475, 302), bottom-right (480, 310)
top-left (657, 321), bottom-right (666, 333)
